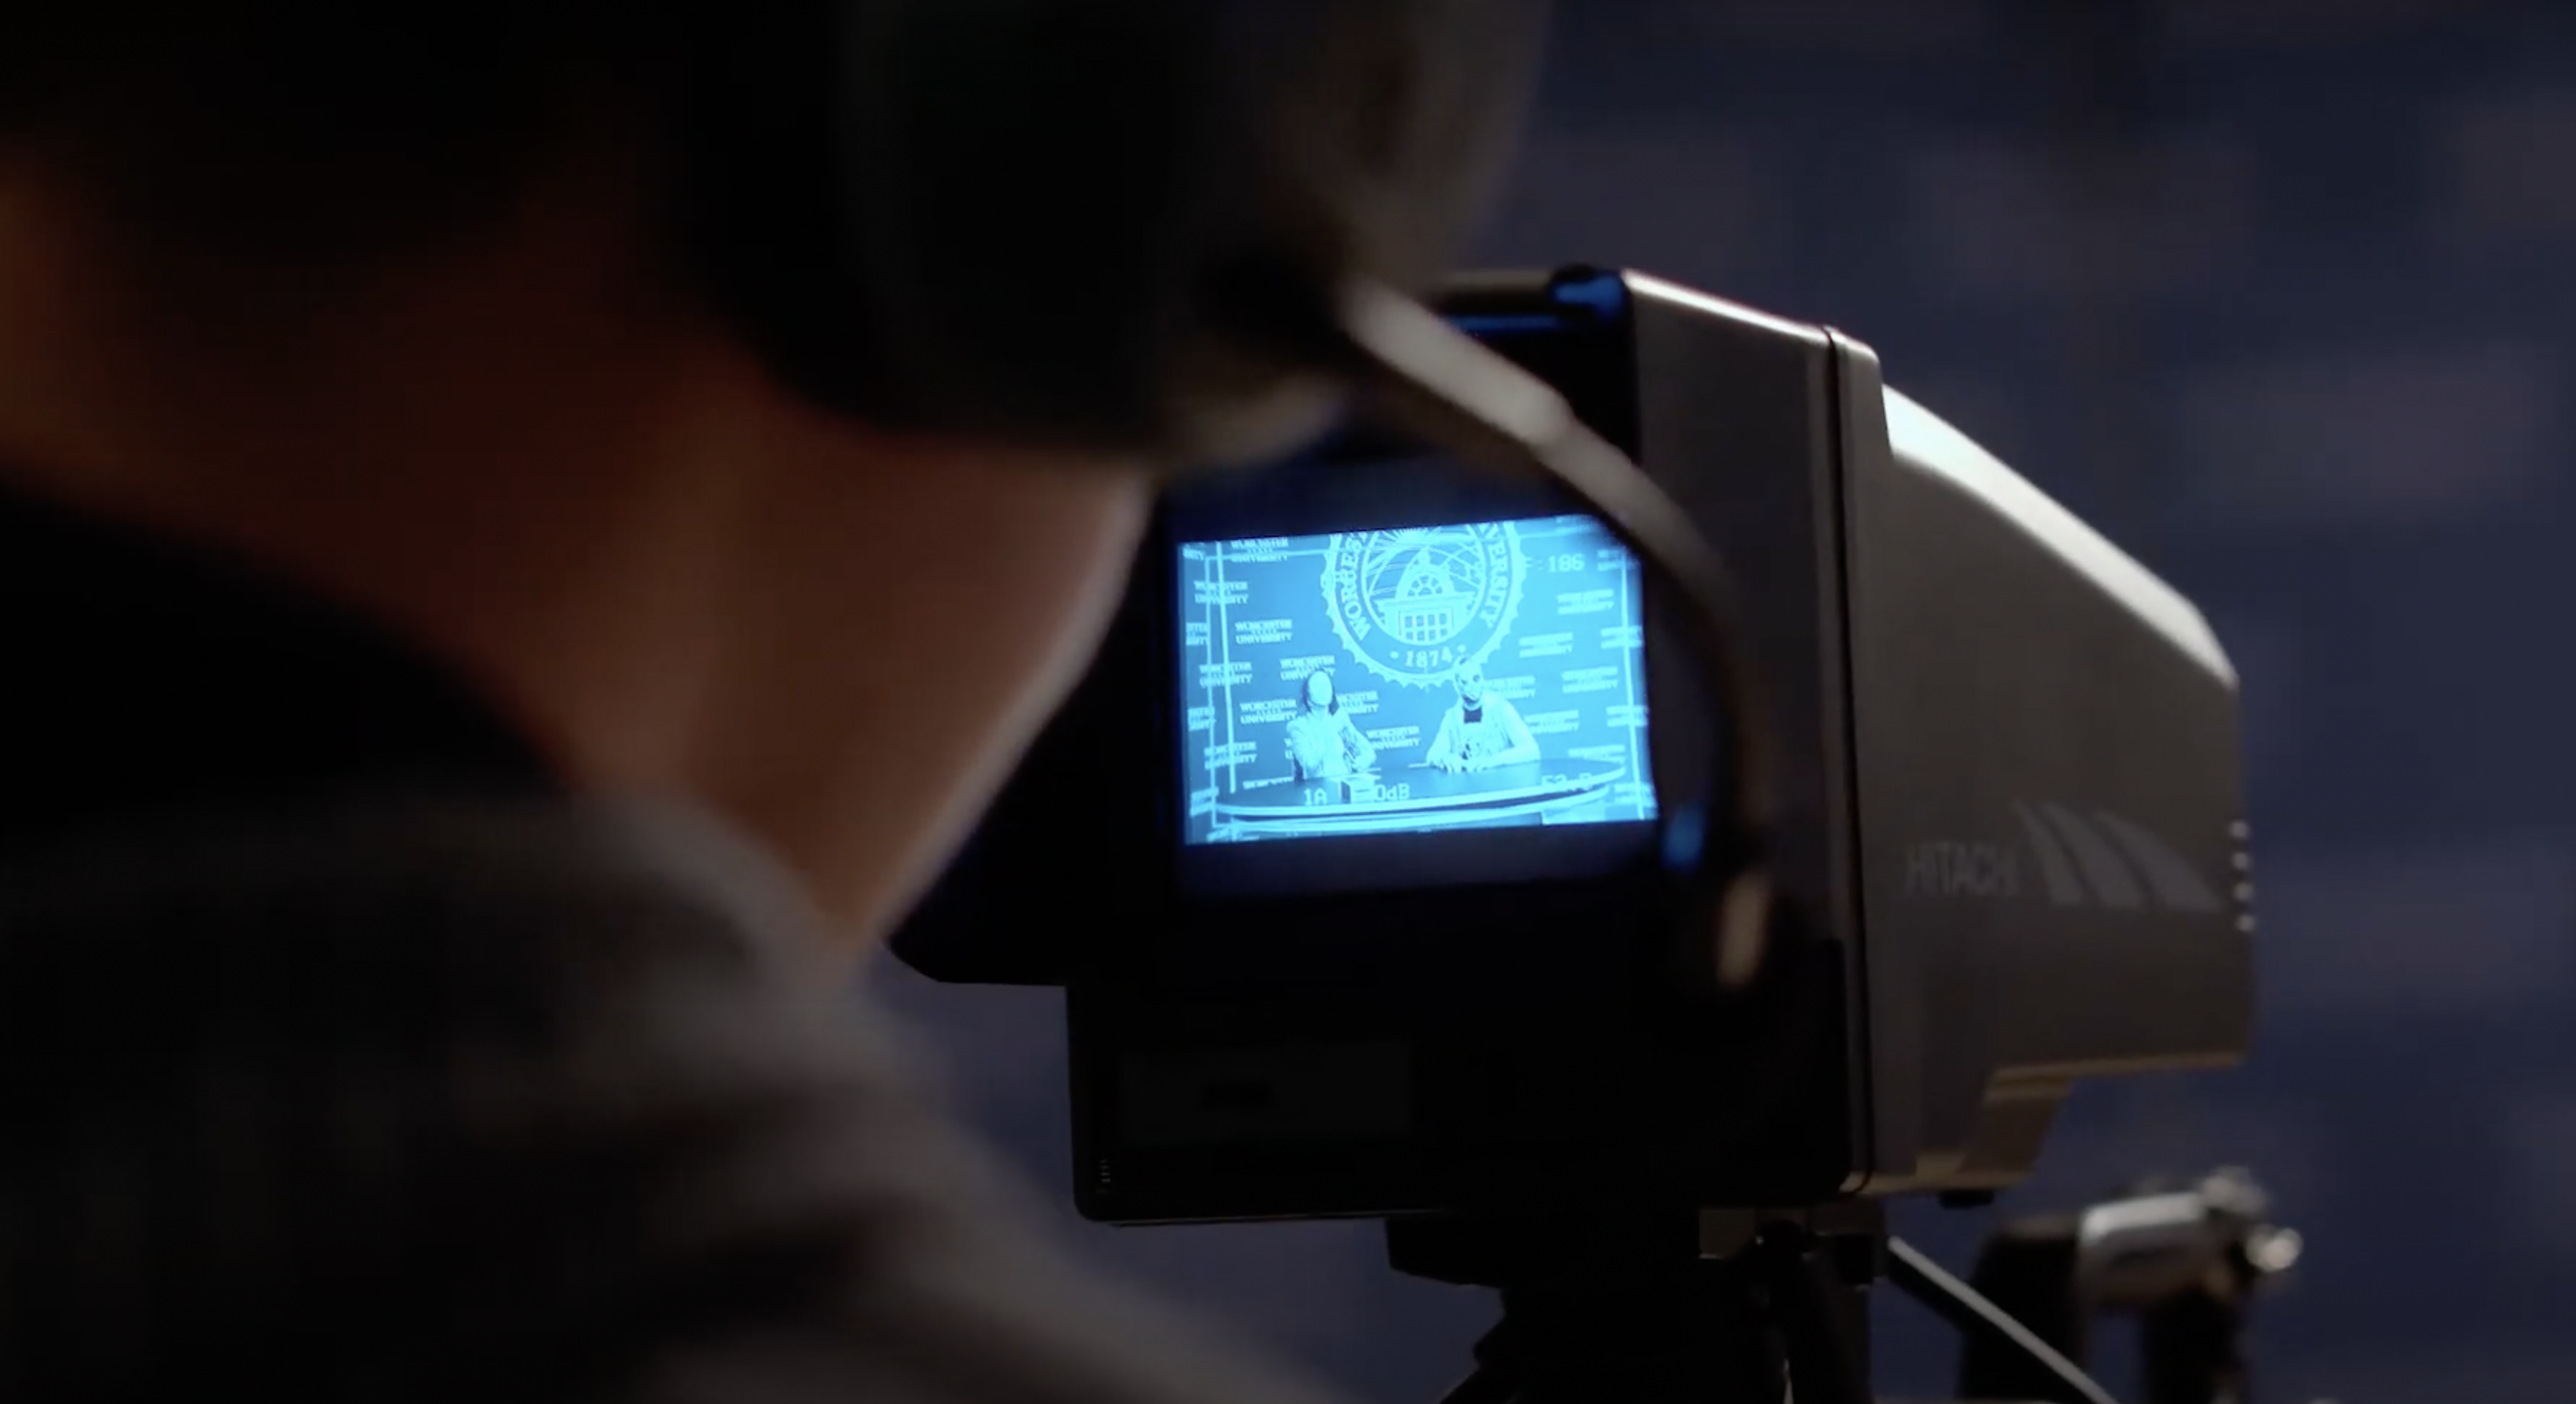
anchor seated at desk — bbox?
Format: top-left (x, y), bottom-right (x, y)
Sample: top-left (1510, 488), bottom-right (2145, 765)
top-left (1284, 668), bottom-right (1377, 783)
top-left (1423, 662), bottom-right (1539, 774)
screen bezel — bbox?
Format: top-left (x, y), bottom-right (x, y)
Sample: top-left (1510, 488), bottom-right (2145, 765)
top-left (889, 276), bottom-right (1667, 990)
top-left (1154, 298), bottom-right (1663, 919)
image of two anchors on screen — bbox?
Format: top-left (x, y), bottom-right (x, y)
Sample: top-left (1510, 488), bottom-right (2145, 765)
top-left (1285, 662), bottom-right (1539, 787)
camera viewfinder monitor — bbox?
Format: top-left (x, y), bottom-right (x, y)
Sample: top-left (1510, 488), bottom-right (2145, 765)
top-left (1173, 512), bottom-right (1660, 898)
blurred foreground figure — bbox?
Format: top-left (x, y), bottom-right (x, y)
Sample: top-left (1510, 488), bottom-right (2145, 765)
top-left (0, 10), bottom-right (1354, 1401)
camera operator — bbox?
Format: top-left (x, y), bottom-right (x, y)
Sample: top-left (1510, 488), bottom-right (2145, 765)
top-left (0, 10), bottom-right (1376, 1402)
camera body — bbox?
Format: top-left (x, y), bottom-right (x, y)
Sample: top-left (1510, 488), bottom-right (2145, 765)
top-left (894, 267), bottom-right (2252, 1224)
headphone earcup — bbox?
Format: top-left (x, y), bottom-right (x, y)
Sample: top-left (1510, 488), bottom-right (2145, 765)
top-left (676, 0), bottom-right (1548, 465)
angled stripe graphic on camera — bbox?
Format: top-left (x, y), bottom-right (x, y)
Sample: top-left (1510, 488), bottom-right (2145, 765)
top-left (2011, 803), bottom-right (2222, 912)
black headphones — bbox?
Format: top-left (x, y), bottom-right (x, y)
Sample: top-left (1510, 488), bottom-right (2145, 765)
top-left (681, 0), bottom-right (1777, 982)
top-left (676, 0), bottom-right (1546, 463)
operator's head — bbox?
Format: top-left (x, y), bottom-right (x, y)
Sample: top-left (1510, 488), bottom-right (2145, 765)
top-left (1301, 669), bottom-right (1337, 714)
top-left (1455, 662), bottom-right (1488, 706)
top-left (0, 10), bottom-right (1150, 947)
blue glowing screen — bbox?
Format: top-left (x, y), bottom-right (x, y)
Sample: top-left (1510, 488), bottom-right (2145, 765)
top-left (1176, 515), bottom-right (1659, 846)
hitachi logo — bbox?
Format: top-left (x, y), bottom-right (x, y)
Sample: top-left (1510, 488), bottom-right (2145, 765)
top-left (1904, 841), bottom-right (2021, 898)
top-left (1899, 804), bottom-right (2230, 915)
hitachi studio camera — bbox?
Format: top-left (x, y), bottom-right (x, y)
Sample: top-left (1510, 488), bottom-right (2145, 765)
top-left (895, 264), bottom-right (2253, 1233)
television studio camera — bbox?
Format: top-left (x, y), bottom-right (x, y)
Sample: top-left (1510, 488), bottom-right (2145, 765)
top-left (894, 266), bottom-right (2289, 1404)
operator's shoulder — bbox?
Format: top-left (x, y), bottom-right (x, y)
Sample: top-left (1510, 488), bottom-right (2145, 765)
top-left (0, 795), bottom-right (846, 1066)
top-left (0, 794), bottom-right (806, 953)
top-left (0, 796), bottom-right (1347, 1404)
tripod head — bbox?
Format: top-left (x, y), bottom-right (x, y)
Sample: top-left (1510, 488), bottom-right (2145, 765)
top-left (1389, 1207), bottom-right (1882, 1404)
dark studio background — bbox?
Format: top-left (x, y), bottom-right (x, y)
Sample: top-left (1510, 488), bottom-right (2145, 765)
top-left (879, 2), bottom-right (2576, 1400)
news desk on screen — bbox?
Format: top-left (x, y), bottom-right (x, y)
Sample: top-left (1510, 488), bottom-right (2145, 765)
top-left (1207, 760), bottom-right (1626, 840)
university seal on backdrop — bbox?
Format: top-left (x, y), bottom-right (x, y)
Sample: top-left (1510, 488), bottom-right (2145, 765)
top-left (1323, 524), bottom-right (1526, 688)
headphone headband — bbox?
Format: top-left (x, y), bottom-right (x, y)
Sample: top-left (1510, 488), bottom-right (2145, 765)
top-left (680, 0), bottom-right (1548, 463)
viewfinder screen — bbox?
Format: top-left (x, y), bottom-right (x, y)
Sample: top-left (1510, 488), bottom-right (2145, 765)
top-left (1176, 514), bottom-right (1658, 853)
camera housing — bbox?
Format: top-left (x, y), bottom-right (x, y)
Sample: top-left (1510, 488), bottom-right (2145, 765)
top-left (893, 267), bottom-right (2252, 1223)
